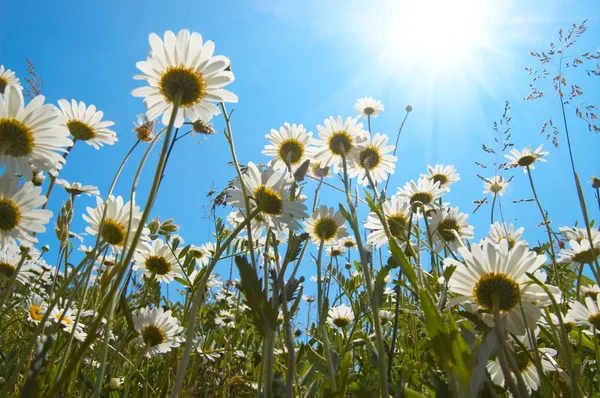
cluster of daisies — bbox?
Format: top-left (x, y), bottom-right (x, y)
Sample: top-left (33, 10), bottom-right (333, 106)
top-left (1, 26), bottom-right (600, 396)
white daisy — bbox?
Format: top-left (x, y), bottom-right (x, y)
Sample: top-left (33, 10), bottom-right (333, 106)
top-left (51, 305), bottom-right (87, 341)
top-left (133, 306), bottom-right (184, 357)
top-left (558, 238), bottom-right (600, 267)
top-left (83, 195), bottom-right (150, 253)
top-left (57, 99), bottom-right (117, 149)
top-left (327, 304), bottom-right (355, 328)
top-left (505, 144), bottom-right (549, 173)
top-left (0, 86), bottom-right (72, 178)
top-left (397, 177), bottom-right (445, 214)
top-left (339, 236), bottom-right (357, 250)
top-left (354, 97), bottom-right (384, 118)
top-left (0, 247), bottom-right (40, 285)
top-left (262, 123), bottom-right (314, 172)
top-left (196, 336), bottom-right (220, 363)
top-left (227, 162), bottom-right (307, 232)
top-left (567, 295), bottom-right (600, 334)
top-left (582, 284), bottom-right (600, 300)
top-left (364, 194), bottom-right (411, 249)
top-left (302, 295), bottom-right (316, 303)
top-left (348, 132), bottom-right (396, 186)
top-left (188, 244), bottom-right (211, 267)
top-left (132, 29), bottom-right (238, 128)
top-left (23, 293), bottom-right (47, 324)
top-left (313, 116), bottom-right (367, 173)
top-left (326, 245), bottom-right (345, 257)
top-left (0, 174), bottom-right (52, 249)
top-left (559, 226), bottom-right (600, 245)
top-left (214, 309), bottom-right (236, 328)
top-left (379, 309), bottom-right (394, 324)
top-left (444, 240), bottom-right (560, 335)
top-left (421, 164), bottom-right (460, 192)
top-left (0, 65), bottom-right (22, 94)
top-left (133, 238), bottom-right (183, 283)
top-left (55, 179), bottom-right (100, 196)
top-left (304, 205), bottom-right (348, 246)
top-left (108, 377), bottom-right (124, 391)
top-left (428, 206), bottom-right (474, 252)
top-left (486, 222), bottom-right (525, 249)
top-left (309, 161), bottom-right (331, 179)
top-left (133, 113), bottom-right (155, 142)
top-left (483, 175), bottom-right (508, 196)
top-left (487, 333), bottom-right (558, 392)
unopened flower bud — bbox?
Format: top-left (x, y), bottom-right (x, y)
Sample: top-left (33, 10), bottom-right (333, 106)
top-left (133, 114), bottom-right (155, 142)
top-left (32, 169), bottom-right (46, 186)
top-left (108, 377), bottom-right (123, 390)
top-left (191, 119), bottom-right (216, 135)
top-left (42, 245), bottom-right (50, 252)
top-left (405, 104), bottom-right (413, 113)
top-left (591, 176), bottom-right (600, 189)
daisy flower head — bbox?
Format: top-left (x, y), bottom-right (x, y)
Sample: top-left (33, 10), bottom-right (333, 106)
top-left (444, 240), bottom-right (560, 335)
top-left (397, 177), bottom-right (445, 214)
top-left (505, 144), bottom-right (549, 173)
top-left (0, 65), bottom-right (22, 94)
top-left (348, 132), bottom-right (396, 186)
top-left (133, 238), bottom-right (183, 283)
top-left (421, 164), bottom-right (460, 192)
top-left (227, 162), bottom-right (307, 232)
top-left (215, 309), bottom-right (236, 328)
top-left (559, 226), bottom-right (600, 245)
top-left (354, 97), bottom-right (384, 118)
top-left (309, 161), bottom-right (330, 179)
top-left (132, 29), bottom-right (238, 128)
top-left (196, 336), bottom-right (220, 363)
top-left (133, 306), bottom-right (184, 357)
top-left (483, 175), bottom-right (509, 196)
top-left (0, 174), bottom-right (52, 249)
top-left (23, 293), bottom-right (47, 324)
top-left (57, 99), bottom-right (117, 149)
top-left (304, 205), bottom-right (349, 246)
top-left (0, 247), bottom-right (40, 285)
top-left (313, 116), bottom-right (367, 173)
top-left (188, 244), bottom-right (211, 267)
top-left (327, 304), bottom-right (355, 328)
top-left (83, 195), bottom-right (150, 253)
top-left (55, 179), bottom-right (100, 196)
top-left (326, 244), bottom-right (345, 257)
top-left (485, 222), bottom-right (525, 249)
top-left (0, 85), bottom-right (72, 178)
top-left (487, 333), bottom-right (558, 392)
top-left (51, 305), bottom-right (86, 339)
top-left (339, 236), bottom-right (357, 251)
top-left (262, 123), bottom-right (314, 172)
top-left (364, 194), bottom-right (411, 249)
top-left (379, 309), bottom-right (394, 325)
top-left (428, 206), bottom-right (474, 252)
top-left (558, 237), bottom-right (600, 268)
top-left (582, 284), bottom-right (600, 300)
top-left (567, 295), bottom-right (600, 334)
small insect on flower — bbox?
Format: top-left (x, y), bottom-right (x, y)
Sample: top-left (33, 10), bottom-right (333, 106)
top-left (57, 99), bottom-right (117, 149)
top-left (132, 29), bottom-right (238, 128)
top-left (327, 304), bottom-right (355, 328)
top-left (354, 97), bottom-right (385, 118)
top-left (133, 114), bottom-right (155, 142)
top-left (0, 174), bottom-right (52, 250)
top-left (0, 65), bottom-right (22, 94)
top-left (0, 86), bottom-right (72, 179)
top-left (133, 306), bottom-right (184, 357)
top-left (505, 144), bottom-right (548, 173)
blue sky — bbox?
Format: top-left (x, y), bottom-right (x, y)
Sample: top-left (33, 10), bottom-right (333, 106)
top-left (1, 0), bottom-right (599, 286)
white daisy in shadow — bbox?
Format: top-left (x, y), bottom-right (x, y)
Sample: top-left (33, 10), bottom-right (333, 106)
top-left (313, 116), bottom-right (367, 173)
top-left (57, 99), bottom-right (117, 149)
top-left (364, 194), bottom-right (411, 249)
top-left (132, 29), bottom-right (238, 128)
top-left (262, 122), bottom-right (314, 172)
top-left (421, 164), bottom-right (460, 192)
top-left (428, 206), bottom-right (474, 252)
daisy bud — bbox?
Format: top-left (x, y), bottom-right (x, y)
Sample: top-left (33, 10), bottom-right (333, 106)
top-left (406, 104), bottom-right (413, 112)
top-left (133, 114), bottom-right (155, 142)
top-left (42, 245), bottom-right (50, 252)
top-left (108, 377), bottom-right (123, 390)
top-left (191, 119), bottom-right (216, 135)
top-left (592, 176), bottom-right (600, 189)
top-left (31, 167), bottom-right (46, 186)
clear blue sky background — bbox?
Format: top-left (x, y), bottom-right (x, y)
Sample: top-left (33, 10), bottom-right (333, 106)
top-left (1, 0), bottom-right (599, 288)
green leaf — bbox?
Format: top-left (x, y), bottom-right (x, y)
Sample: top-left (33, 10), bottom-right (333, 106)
top-left (234, 255), bottom-right (277, 336)
top-left (388, 237), bottom-right (418, 288)
top-left (306, 346), bottom-right (329, 375)
top-left (372, 265), bottom-right (390, 307)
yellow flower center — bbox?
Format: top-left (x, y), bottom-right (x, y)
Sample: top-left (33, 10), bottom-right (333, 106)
top-left (409, 192), bottom-right (433, 212)
top-left (387, 214), bottom-right (408, 238)
top-left (159, 66), bottom-right (206, 107)
top-left (489, 183), bottom-right (504, 193)
top-left (101, 219), bottom-right (127, 246)
top-left (431, 174), bottom-right (447, 186)
top-left (29, 305), bottom-right (43, 321)
top-left (278, 139), bottom-right (304, 165)
top-left (517, 155), bottom-right (536, 167)
top-left (56, 314), bottom-right (72, 325)
top-left (359, 146), bottom-right (381, 170)
top-left (363, 106), bottom-right (375, 115)
top-left (515, 349), bottom-right (532, 372)
top-left (141, 325), bottom-right (166, 346)
top-left (588, 313), bottom-right (600, 330)
top-left (254, 186), bottom-right (284, 216)
top-left (314, 217), bottom-right (339, 242)
top-left (332, 317), bottom-right (351, 328)
top-left (436, 218), bottom-right (460, 242)
top-left (328, 131), bottom-right (353, 156)
top-left (67, 120), bottom-right (96, 141)
top-left (572, 248), bottom-right (599, 265)
top-left (145, 255), bottom-right (172, 275)
top-left (0, 261), bottom-right (16, 277)
top-left (343, 240), bottom-right (355, 248)
top-left (189, 249), bottom-right (205, 259)
top-left (0, 118), bottom-right (34, 158)
top-left (473, 272), bottom-right (520, 312)
top-left (0, 199), bottom-right (21, 231)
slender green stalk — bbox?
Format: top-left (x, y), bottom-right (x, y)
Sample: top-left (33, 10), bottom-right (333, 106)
top-left (385, 110), bottom-right (410, 191)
